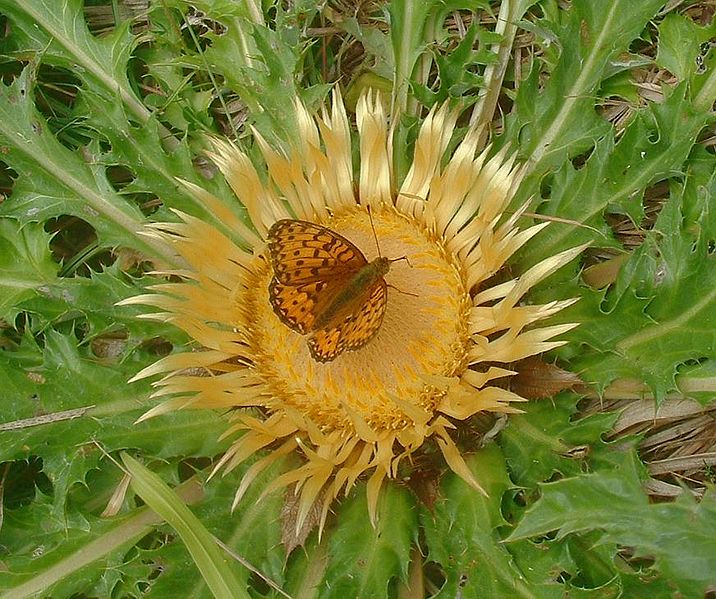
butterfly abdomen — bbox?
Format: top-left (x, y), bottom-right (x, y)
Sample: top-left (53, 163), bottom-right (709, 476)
top-left (313, 257), bottom-right (391, 330)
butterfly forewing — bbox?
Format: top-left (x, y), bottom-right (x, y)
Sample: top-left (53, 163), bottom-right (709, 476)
top-left (267, 220), bottom-right (366, 285)
top-left (266, 219), bottom-right (391, 361)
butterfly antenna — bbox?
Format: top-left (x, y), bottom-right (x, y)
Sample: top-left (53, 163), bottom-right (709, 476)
top-left (387, 283), bottom-right (419, 297)
top-left (367, 205), bottom-right (414, 268)
top-left (398, 255), bottom-right (415, 268)
top-left (366, 205), bottom-right (382, 258)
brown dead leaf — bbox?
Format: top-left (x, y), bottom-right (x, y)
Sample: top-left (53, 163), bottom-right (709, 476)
top-left (281, 486), bottom-right (323, 555)
top-left (508, 356), bottom-right (583, 399)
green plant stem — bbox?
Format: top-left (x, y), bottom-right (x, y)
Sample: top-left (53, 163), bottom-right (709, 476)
top-left (389, 1), bottom-right (434, 183)
top-left (525, 2), bottom-right (619, 168)
top-left (123, 453), bottom-right (247, 599)
top-left (470, 0), bottom-right (529, 150)
top-left (3, 477), bottom-right (205, 599)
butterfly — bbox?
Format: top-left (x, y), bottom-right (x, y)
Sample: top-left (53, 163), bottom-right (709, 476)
top-left (266, 219), bottom-right (394, 362)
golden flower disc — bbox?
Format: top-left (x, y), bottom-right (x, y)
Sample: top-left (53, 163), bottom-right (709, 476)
top-left (245, 205), bottom-right (470, 438)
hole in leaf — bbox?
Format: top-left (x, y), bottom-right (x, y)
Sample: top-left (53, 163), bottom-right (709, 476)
top-left (178, 457), bottom-right (211, 482)
top-left (136, 194), bottom-right (162, 217)
top-left (32, 64), bottom-right (91, 150)
top-left (605, 180), bottom-right (668, 250)
top-left (247, 571), bottom-right (271, 596)
top-left (628, 30), bottom-right (656, 56)
top-left (423, 560), bottom-right (447, 594)
top-left (500, 489), bottom-right (526, 525)
top-left (209, 90), bottom-right (250, 138)
top-left (570, 147), bottom-right (593, 170)
top-left (535, 530), bottom-right (559, 543)
top-left (44, 215), bottom-right (114, 277)
top-left (126, 52), bottom-right (153, 108)
top-left (555, 570), bottom-right (571, 584)
top-left (0, 159), bottom-right (17, 202)
top-left (105, 165), bottom-right (136, 193)
top-left (1, 457), bottom-right (53, 509)
top-left (90, 329), bottom-right (129, 360)
top-left (0, 50), bottom-right (25, 85)
top-left (568, 532), bottom-right (617, 589)
top-left (141, 337), bottom-right (174, 357)
top-left (641, 181), bottom-right (669, 228)
top-left (178, 6), bottom-right (225, 51)
top-left (538, 173), bottom-right (553, 200)
top-left (105, 165), bottom-right (162, 217)
top-left (83, 1), bottom-right (149, 37)
top-left (619, 546), bottom-right (655, 571)
top-left (545, 471), bottom-right (563, 483)
top-left (0, 317), bottom-right (22, 350)
top-left (511, 488), bottom-right (528, 508)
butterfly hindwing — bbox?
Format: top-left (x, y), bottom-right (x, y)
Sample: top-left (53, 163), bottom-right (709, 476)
top-left (267, 220), bottom-right (366, 285)
top-left (307, 281), bottom-right (387, 362)
top-left (269, 275), bottom-right (355, 334)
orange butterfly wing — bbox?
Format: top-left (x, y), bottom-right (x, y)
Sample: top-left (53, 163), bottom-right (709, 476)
top-left (268, 276), bottom-right (354, 335)
top-left (267, 220), bottom-right (366, 285)
top-left (266, 219), bottom-right (389, 361)
top-left (307, 281), bottom-right (387, 362)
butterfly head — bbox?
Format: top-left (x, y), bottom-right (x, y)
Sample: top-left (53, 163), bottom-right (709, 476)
top-left (373, 256), bottom-right (392, 277)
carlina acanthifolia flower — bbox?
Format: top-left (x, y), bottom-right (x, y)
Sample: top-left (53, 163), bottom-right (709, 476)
top-left (121, 90), bottom-right (583, 534)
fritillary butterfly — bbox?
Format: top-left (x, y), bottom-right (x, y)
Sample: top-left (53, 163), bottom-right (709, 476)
top-left (266, 219), bottom-right (392, 362)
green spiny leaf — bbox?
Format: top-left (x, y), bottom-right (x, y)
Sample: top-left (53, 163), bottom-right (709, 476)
top-left (504, 0), bottom-right (666, 177)
top-left (319, 482), bottom-right (415, 598)
top-left (565, 149), bottom-right (716, 398)
top-left (500, 397), bottom-right (619, 490)
top-left (656, 13), bottom-right (716, 82)
top-left (508, 451), bottom-right (716, 597)
top-left (422, 445), bottom-right (526, 598)
top-left (0, 67), bottom-right (175, 263)
top-left (0, 330), bottom-right (229, 462)
top-left (0, 0), bottom-right (151, 126)
top-left (0, 220), bottom-right (57, 318)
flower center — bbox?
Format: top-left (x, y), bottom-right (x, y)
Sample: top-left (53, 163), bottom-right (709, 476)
top-left (242, 206), bottom-right (471, 437)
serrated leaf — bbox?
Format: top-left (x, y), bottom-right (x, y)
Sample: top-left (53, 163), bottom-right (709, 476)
top-left (13, 265), bottom-right (178, 341)
top-left (421, 445), bottom-right (527, 597)
top-left (523, 83), bottom-right (709, 267)
top-left (565, 150), bottom-right (716, 398)
top-left (79, 90), bottom-right (242, 238)
top-left (166, 0), bottom-right (313, 141)
top-left (0, 68), bottom-right (175, 263)
top-left (500, 397), bottom-right (619, 489)
top-left (0, 474), bottom-right (208, 598)
top-left (413, 22), bottom-right (491, 106)
top-left (319, 483), bottom-right (415, 598)
top-left (0, 330), bottom-right (229, 462)
top-left (656, 13), bottom-right (715, 82)
top-left (504, 0), bottom-right (666, 175)
top-left (0, 0), bottom-right (151, 125)
top-left (507, 451), bottom-right (716, 597)
top-left (2, 0), bottom-right (249, 244)
top-left (0, 220), bottom-right (57, 318)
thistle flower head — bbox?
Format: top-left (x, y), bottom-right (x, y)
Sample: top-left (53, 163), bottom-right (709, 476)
top-left (123, 91), bottom-right (581, 533)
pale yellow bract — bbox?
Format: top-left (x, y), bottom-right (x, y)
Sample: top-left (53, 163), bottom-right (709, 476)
top-left (121, 90), bottom-right (583, 534)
